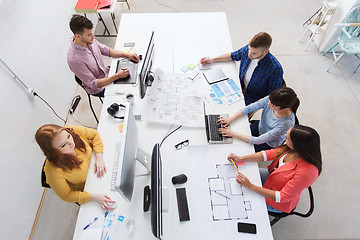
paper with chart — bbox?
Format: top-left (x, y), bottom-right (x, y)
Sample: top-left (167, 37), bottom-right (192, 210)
top-left (207, 78), bottom-right (243, 107)
top-left (145, 69), bottom-right (205, 127)
top-left (185, 144), bottom-right (271, 239)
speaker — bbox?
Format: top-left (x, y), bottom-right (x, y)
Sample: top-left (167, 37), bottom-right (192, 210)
top-left (107, 103), bottom-right (126, 119)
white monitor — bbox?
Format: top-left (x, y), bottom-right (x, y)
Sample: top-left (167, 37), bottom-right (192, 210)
top-left (115, 102), bottom-right (150, 201)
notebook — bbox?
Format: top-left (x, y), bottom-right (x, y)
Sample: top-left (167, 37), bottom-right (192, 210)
top-left (203, 68), bottom-right (228, 85)
top-left (75, 0), bottom-right (100, 13)
top-left (114, 58), bottom-right (138, 84)
top-left (203, 103), bottom-right (233, 144)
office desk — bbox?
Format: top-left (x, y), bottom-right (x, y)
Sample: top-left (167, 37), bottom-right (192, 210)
top-left (73, 13), bottom-right (273, 240)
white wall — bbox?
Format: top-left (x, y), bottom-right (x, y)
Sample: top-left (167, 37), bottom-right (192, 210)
top-left (0, 0), bottom-right (78, 239)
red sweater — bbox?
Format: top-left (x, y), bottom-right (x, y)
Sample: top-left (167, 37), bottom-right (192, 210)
top-left (264, 148), bottom-right (319, 213)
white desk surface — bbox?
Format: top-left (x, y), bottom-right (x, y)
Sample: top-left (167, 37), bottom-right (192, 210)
top-left (73, 13), bottom-right (273, 240)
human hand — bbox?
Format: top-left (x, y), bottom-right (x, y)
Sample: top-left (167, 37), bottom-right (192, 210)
top-left (227, 153), bottom-right (245, 165)
top-left (94, 153), bottom-right (106, 178)
top-left (91, 194), bottom-right (115, 210)
top-left (217, 116), bottom-right (231, 127)
top-left (200, 57), bottom-right (212, 65)
top-left (236, 173), bottom-right (252, 189)
top-left (218, 127), bottom-right (235, 137)
top-left (116, 68), bottom-right (130, 78)
top-left (128, 53), bottom-right (139, 62)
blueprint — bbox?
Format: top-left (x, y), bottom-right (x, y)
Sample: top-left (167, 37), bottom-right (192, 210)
top-left (208, 164), bottom-right (252, 221)
top-left (145, 69), bottom-right (205, 127)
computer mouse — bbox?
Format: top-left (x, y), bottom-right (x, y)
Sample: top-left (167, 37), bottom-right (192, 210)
top-left (126, 218), bottom-right (135, 235)
top-left (109, 202), bottom-right (117, 209)
top-left (130, 59), bottom-right (138, 64)
top-left (172, 174), bottom-right (188, 185)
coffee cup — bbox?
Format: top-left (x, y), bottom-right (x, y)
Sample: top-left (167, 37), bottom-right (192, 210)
top-left (125, 93), bottom-right (134, 105)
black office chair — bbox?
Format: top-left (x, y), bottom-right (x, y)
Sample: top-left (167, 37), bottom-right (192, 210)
top-left (41, 160), bottom-right (80, 206)
top-left (74, 76), bottom-right (103, 124)
top-left (268, 186), bottom-right (314, 226)
top-left (41, 161), bottom-right (51, 188)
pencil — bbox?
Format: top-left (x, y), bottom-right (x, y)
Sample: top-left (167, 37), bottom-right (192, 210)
top-left (127, 46), bottom-right (133, 53)
top-left (230, 158), bottom-right (240, 174)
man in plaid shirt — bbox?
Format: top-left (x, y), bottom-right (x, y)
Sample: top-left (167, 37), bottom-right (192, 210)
top-left (201, 32), bottom-right (283, 105)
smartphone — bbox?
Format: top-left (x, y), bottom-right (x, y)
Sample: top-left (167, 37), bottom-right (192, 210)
top-left (237, 222), bottom-right (257, 234)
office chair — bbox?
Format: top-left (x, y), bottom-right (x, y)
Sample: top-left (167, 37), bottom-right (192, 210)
top-left (74, 76), bottom-right (103, 124)
top-left (41, 160), bottom-right (80, 206)
top-left (41, 161), bottom-right (51, 188)
top-left (268, 186), bottom-right (314, 226)
top-left (323, 4), bottom-right (360, 73)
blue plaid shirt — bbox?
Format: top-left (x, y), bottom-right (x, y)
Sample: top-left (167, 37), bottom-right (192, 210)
top-left (231, 45), bottom-right (283, 105)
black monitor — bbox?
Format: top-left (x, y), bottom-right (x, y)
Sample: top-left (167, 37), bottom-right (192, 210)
top-left (115, 103), bottom-right (150, 201)
top-left (151, 143), bottom-right (162, 239)
top-left (143, 143), bottom-right (163, 239)
top-left (139, 31), bottom-right (155, 99)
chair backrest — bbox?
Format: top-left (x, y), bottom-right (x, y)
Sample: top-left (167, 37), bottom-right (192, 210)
top-left (290, 186), bottom-right (314, 218)
top-left (340, 5), bottom-right (360, 48)
top-left (41, 161), bottom-right (51, 188)
top-left (74, 76), bottom-right (89, 94)
top-left (268, 186), bottom-right (314, 225)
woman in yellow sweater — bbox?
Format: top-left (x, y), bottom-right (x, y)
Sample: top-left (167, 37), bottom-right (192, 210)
top-left (35, 124), bottom-right (115, 209)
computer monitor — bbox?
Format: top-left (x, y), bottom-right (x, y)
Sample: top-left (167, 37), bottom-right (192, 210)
top-left (150, 143), bottom-right (162, 239)
top-left (115, 102), bottom-right (150, 201)
top-left (139, 31), bottom-right (155, 99)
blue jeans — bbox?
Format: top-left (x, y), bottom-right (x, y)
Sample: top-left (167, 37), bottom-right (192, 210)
top-left (93, 89), bottom-right (105, 98)
top-left (250, 120), bottom-right (273, 152)
top-left (259, 167), bottom-right (283, 213)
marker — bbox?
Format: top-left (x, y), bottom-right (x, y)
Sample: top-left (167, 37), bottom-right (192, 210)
top-left (83, 217), bottom-right (98, 230)
top-left (230, 158), bottom-right (241, 174)
top-left (214, 191), bottom-right (231, 200)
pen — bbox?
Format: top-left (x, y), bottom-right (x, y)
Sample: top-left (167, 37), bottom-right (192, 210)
top-left (214, 191), bottom-right (231, 200)
top-left (83, 217), bottom-right (98, 230)
top-left (230, 158), bottom-right (241, 174)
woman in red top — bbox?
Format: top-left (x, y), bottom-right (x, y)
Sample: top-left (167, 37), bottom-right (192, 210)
top-left (228, 125), bottom-right (322, 213)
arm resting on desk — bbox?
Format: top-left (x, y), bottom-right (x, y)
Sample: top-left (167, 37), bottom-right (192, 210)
top-left (201, 53), bottom-right (232, 65)
top-left (109, 48), bottom-right (139, 62)
top-left (237, 173), bottom-right (276, 201)
top-left (228, 152), bottom-right (264, 163)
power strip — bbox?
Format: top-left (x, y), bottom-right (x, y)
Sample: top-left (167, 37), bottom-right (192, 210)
top-left (70, 95), bottom-right (81, 114)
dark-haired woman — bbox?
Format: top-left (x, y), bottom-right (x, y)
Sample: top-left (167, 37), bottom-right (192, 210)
top-left (218, 87), bottom-right (299, 152)
top-left (35, 125), bottom-right (115, 209)
top-left (228, 125), bottom-right (322, 213)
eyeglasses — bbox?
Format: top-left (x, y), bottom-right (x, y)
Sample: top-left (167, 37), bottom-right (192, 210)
top-left (174, 139), bottom-right (189, 150)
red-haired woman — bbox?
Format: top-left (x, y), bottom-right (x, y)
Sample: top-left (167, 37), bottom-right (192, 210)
top-left (36, 124), bottom-right (114, 209)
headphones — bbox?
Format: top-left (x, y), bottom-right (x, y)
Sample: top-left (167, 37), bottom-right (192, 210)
top-left (107, 103), bottom-right (126, 119)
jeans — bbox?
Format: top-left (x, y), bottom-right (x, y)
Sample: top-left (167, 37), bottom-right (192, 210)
top-left (93, 89), bottom-right (105, 98)
top-left (250, 120), bottom-right (273, 152)
top-left (259, 167), bottom-right (283, 213)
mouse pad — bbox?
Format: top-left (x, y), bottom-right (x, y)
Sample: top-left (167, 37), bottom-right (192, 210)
top-left (114, 60), bottom-right (137, 84)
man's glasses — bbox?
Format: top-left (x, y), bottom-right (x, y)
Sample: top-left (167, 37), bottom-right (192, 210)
top-left (174, 139), bottom-right (189, 150)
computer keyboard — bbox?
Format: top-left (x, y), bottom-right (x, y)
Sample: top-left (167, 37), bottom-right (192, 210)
top-left (176, 188), bottom-right (190, 222)
top-left (208, 114), bottom-right (224, 141)
top-left (110, 142), bottom-right (121, 191)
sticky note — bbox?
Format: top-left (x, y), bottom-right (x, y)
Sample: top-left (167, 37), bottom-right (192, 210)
top-left (187, 63), bottom-right (196, 70)
top-left (118, 125), bottom-right (123, 132)
top-left (181, 66), bottom-right (189, 73)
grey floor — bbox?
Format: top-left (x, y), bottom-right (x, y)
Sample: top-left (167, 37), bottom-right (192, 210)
top-left (32, 0), bottom-right (360, 239)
